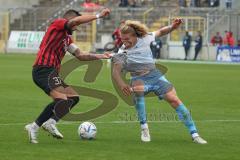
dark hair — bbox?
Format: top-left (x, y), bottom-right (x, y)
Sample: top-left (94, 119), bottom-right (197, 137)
top-left (63, 9), bottom-right (81, 19)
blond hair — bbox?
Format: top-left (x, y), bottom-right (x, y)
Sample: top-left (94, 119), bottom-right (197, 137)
top-left (120, 20), bottom-right (148, 38)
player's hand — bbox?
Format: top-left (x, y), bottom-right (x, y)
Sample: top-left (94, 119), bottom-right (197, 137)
top-left (172, 18), bottom-right (183, 29)
top-left (120, 84), bottom-right (132, 96)
top-left (99, 8), bottom-right (111, 18)
top-left (102, 52), bottom-right (113, 59)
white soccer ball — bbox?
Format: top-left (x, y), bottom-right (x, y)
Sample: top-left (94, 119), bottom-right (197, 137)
top-left (78, 122), bottom-right (97, 140)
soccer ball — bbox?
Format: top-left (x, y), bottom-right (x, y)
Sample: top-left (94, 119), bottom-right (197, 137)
top-left (78, 122), bottom-right (97, 140)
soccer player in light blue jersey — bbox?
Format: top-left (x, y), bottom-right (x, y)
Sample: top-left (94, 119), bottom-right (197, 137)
top-left (112, 20), bottom-right (207, 144)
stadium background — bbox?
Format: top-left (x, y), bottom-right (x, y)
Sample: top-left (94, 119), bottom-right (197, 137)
top-left (0, 1), bottom-right (240, 160)
top-left (0, 0), bottom-right (240, 59)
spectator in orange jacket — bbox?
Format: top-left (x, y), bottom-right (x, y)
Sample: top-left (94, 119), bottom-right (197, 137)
top-left (223, 31), bottom-right (235, 47)
top-left (227, 32), bottom-right (235, 47)
top-left (112, 21), bottom-right (125, 50)
top-left (81, 0), bottom-right (101, 12)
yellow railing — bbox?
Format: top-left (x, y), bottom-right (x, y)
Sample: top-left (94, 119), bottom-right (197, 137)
top-left (170, 16), bottom-right (205, 41)
top-left (143, 7), bottom-right (154, 24)
top-left (0, 12), bottom-right (9, 53)
top-left (149, 16), bottom-right (205, 41)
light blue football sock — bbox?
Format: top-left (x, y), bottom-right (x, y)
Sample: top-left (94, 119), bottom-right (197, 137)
top-left (134, 96), bottom-right (147, 125)
top-left (176, 104), bottom-right (197, 135)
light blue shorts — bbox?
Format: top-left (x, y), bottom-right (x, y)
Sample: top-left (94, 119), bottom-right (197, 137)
top-left (131, 69), bottom-right (173, 100)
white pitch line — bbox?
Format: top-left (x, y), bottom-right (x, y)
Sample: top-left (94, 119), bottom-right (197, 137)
top-left (157, 59), bottom-right (240, 65)
top-left (0, 119), bottom-right (239, 126)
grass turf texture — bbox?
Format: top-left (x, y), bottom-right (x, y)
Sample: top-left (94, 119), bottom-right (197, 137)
top-left (0, 54), bottom-right (239, 160)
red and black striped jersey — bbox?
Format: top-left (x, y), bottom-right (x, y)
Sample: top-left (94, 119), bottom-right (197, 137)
top-left (33, 18), bottom-right (73, 71)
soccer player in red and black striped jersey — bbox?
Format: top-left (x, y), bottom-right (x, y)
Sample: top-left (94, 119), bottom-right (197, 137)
top-left (25, 8), bottom-right (111, 144)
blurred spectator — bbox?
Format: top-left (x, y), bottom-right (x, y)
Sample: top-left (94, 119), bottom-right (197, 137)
top-left (201, 0), bottom-right (209, 7)
top-left (81, 0), bottom-right (101, 12)
top-left (195, 0), bottom-right (201, 7)
top-left (223, 31), bottom-right (235, 47)
top-left (112, 21), bottom-right (125, 51)
top-left (209, 0), bottom-right (219, 7)
top-left (225, 0), bottom-right (232, 9)
top-left (183, 31), bottom-right (192, 60)
top-left (211, 32), bottom-right (223, 46)
top-left (237, 39), bottom-right (240, 47)
top-left (194, 31), bottom-right (202, 60)
top-left (119, 0), bottom-right (128, 7)
top-left (140, 0), bottom-right (148, 6)
top-left (150, 37), bottom-right (162, 59)
top-left (190, 0), bottom-right (200, 7)
top-left (190, 0), bottom-right (195, 7)
top-left (223, 30), bottom-right (228, 45)
top-left (128, 0), bottom-right (137, 7)
top-left (227, 32), bottom-right (235, 47)
top-left (179, 0), bottom-right (186, 7)
top-left (119, 0), bottom-right (137, 7)
top-left (180, 0), bottom-right (220, 7)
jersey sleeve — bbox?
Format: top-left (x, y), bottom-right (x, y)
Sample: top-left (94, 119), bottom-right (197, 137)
top-left (151, 32), bottom-right (156, 38)
top-left (52, 19), bottom-right (68, 30)
top-left (112, 53), bottom-right (126, 65)
top-left (112, 45), bottom-right (127, 64)
top-left (143, 33), bottom-right (156, 46)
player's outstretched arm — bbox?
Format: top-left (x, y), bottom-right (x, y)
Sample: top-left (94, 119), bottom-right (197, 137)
top-left (67, 43), bottom-right (112, 60)
top-left (155, 18), bottom-right (183, 37)
top-left (67, 8), bottom-right (110, 29)
top-left (112, 63), bottom-right (132, 96)
top-left (75, 49), bottom-right (111, 60)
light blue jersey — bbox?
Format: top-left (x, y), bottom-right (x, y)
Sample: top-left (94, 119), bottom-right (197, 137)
top-left (113, 32), bottom-right (156, 74)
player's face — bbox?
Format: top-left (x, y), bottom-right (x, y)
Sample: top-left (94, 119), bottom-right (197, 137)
top-left (120, 33), bottom-right (137, 49)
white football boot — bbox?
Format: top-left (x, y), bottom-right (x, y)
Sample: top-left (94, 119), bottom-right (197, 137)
top-left (42, 119), bottom-right (63, 139)
top-left (193, 136), bottom-right (207, 144)
top-left (141, 128), bottom-right (151, 142)
top-left (25, 123), bottom-right (39, 144)
top-left (192, 133), bottom-right (207, 144)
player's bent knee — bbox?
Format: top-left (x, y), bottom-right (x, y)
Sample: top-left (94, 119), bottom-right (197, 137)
top-left (132, 80), bottom-right (144, 96)
top-left (50, 89), bottom-right (68, 100)
top-left (170, 98), bottom-right (182, 108)
top-left (51, 93), bottom-right (68, 100)
top-left (165, 93), bottom-right (182, 108)
top-left (65, 86), bottom-right (79, 97)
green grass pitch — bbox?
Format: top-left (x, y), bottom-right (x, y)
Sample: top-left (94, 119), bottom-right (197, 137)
top-left (0, 54), bottom-right (240, 160)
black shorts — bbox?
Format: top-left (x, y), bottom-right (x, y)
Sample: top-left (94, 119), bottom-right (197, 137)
top-left (32, 66), bottom-right (69, 95)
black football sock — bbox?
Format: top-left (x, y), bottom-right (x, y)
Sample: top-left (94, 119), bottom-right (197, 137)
top-left (35, 98), bottom-right (72, 126)
top-left (68, 96), bottom-right (80, 109)
top-left (51, 96), bottom-right (79, 122)
top-left (35, 99), bottom-right (62, 127)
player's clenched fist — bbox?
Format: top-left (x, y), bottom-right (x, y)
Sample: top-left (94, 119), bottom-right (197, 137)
top-left (172, 18), bottom-right (183, 29)
top-left (99, 8), bottom-right (111, 18)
